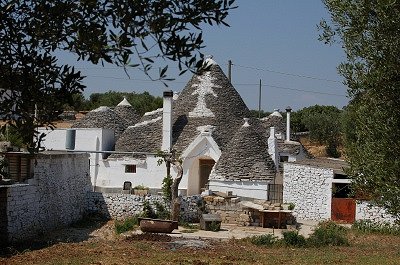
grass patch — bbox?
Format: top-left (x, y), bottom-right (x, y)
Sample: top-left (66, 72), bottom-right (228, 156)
top-left (248, 234), bottom-right (278, 246)
top-left (352, 220), bottom-right (400, 235)
top-left (114, 216), bottom-right (139, 234)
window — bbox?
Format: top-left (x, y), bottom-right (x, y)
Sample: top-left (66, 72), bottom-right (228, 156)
top-left (125, 165), bottom-right (136, 173)
top-left (279, 155), bottom-right (289, 162)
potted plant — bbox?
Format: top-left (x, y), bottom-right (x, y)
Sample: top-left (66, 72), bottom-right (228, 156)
top-left (133, 185), bottom-right (149, 196)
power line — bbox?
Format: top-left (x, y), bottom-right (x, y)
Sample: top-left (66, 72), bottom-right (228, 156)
top-left (234, 83), bottom-right (347, 97)
top-left (232, 63), bottom-right (343, 83)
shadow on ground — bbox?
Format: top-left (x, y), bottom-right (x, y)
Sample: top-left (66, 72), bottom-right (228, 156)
top-left (0, 213), bottom-right (110, 258)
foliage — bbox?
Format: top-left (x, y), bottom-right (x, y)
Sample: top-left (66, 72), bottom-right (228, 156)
top-left (307, 221), bottom-right (349, 247)
top-left (153, 201), bottom-right (171, 220)
top-left (282, 231), bottom-right (306, 247)
top-left (208, 221), bottom-right (221, 232)
top-left (115, 216), bottom-right (139, 234)
top-left (288, 203), bottom-right (295, 211)
top-left (320, 0), bottom-right (400, 218)
top-left (133, 185), bottom-right (149, 190)
top-left (0, 157), bottom-right (9, 179)
top-left (352, 220), bottom-right (400, 236)
top-left (290, 105), bottom-right (342, 157)
top-left (249, 109), bottom-right (271, 119)
top-left (0, 0), bottom-right (236, 151)
top-left (0, 124), bottom-right (25, 148)
top-left (81, 91), bottom-right (163, 115)
top-left (249, 234), bottom-right (278, 246)
top-left (162, 174), bottom-right (173, 202)
top-left (141, 200), bottom-right (157, 219)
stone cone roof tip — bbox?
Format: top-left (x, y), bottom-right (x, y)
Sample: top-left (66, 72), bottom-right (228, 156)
top-left (114, 98), bottom-right (140, 126)
top-left (117, 97), bottom-right (132, 106)
top-left (210, 119), bottom-right (275, 181)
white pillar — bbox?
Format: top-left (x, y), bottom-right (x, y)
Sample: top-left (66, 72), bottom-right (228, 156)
top-left (162, 91), bottom-right (173, 151)
top-left (268, 127), bottom-right (278, 167)
top-left (285, 106), bottom-right (292, 141)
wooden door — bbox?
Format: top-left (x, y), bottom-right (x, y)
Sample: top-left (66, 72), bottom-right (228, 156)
top-left (199, 159), bottom-right (215, 191)
top-left (331, 198), bottom-right (356, 223)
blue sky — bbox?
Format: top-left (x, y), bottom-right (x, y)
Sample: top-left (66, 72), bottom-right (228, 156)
top-left (60, 0), bottom-right (348, 111)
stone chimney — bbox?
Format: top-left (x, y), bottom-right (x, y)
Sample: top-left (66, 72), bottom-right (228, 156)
top-left (162, 90), bottom-right (173, 151)
top-left (268, 126), bottom-right (278, 167)
top-left (285, 106), bottom-right (292, 141)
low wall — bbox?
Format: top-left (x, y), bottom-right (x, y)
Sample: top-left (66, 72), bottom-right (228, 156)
top-left (87, 192), bottom-right (203, 222)
top-left (356, 201), bottom-right (397, 225)
top-left (1, 152), bottom-right (91, 244)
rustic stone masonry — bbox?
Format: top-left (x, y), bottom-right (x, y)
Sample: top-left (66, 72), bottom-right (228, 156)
top-left (1, 152), bottom-right (91, 244)
top-left (203, 196), bottom-right (258, 226)
top-left (86, 193), bottom-right (203, 222)
top-left (356, 201), bottom-right (397, 225)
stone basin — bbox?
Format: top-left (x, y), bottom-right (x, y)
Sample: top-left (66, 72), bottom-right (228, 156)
top-left (138, 218), bottom-right (178, 233)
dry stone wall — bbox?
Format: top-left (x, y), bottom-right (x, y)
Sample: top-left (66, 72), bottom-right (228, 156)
top-left (2, 153), bottom-right (91, 244)
top-left (283, 163), bottom-right (333, 220)
top-left (87, 193), bottom-right (203, 222)
top-left (356, 201), bottom-right (397, 224)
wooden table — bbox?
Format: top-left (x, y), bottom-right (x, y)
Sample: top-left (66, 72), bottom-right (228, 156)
top-left (259, 210), bottom-right (292, 228)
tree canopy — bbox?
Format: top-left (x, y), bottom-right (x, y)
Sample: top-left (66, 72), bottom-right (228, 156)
top-left (0, 0), bottom-right (236, 151)
top-left (321, 0), bottom-right (400, 218)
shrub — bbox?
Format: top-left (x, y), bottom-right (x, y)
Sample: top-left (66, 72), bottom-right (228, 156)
top-left (352, 220), bottom-right (400, 235)
top-left (307, 221), bottom-right (349, 247)
top-left (282, 231), bottom-right (306, 247)
top-left (161, 175), bottom-right (173, 202)
top-left (154, 201), bottom-right (170, 220)
top-left (141, 200), bottom-right (157, 219)
top-left (249, 234), bottom-right (278, 246)
top-left (288, 203), bottom-right (295, 210)
top-left (208, 221), bottom-right (221, 232)
top-left (115, 216), bottom-right (139, 234)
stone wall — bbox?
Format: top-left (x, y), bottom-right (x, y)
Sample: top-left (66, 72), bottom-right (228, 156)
top-left (356, 201), bottom-right (397, 225)
top-left (87, 192), bottom-right (203, 222)
top-left (203, 196), bottom-right (257, 226)
top-left (1, 153), bottom-right (91, 244)
top-left (283, 163), bottom-right (333, 220)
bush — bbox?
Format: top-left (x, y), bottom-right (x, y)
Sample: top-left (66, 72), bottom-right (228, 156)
top-left (154, 201), bottom-right (170, 220)
top-left (141, 200), bottom-right (157, 219)
top-left (307, 221), bottom-right (349, 247)
top-left (208, 221), bottom-right (221, 232)
top-left (352, 220), bottom-right (400, 235)
top-left (249, 234), bottom-right (278, 246)
top-left (115, 216), bottom-right (139, 234)
top-left (282, 231), bottom-right (306, 247)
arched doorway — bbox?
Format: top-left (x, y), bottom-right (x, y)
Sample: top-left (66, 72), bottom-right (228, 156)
top-left (187, 156), bottom-right (215, 195)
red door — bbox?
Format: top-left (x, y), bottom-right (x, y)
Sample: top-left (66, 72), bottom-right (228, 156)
top-left (331, 198), bottom-right (356, 223)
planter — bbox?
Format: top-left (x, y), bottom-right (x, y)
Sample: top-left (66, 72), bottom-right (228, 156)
top-left (133, 189), bottom-right (149, 196)
top-left (138, 218), bottom-right (178, 233)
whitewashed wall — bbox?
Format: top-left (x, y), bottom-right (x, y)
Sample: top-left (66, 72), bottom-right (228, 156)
top-left (283, 163), bottom-right (333, 220)
top-left (356, 201), bottom-right (397, 225)
top-left (2, 153), bottom-right (91, 243)
top-left (39, 128), bottom-right (114, 187)
top-left (208, 180), bottom-right (270, 200)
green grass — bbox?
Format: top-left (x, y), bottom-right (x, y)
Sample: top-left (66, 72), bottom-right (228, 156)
top-left (114, 216), bottom-right (139, 234)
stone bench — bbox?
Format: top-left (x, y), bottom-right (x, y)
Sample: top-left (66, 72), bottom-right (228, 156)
top-left (200, 214), bottom-right (222, 231)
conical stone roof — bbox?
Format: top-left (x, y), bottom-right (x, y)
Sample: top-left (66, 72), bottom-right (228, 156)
top-left (171, 59), bottom-right (251, 153)
top-left (210, 119), bottom-right (276, 181)
top-left (260, 110), bottom-right (286, 137)
top-left (72, 106), bottom-right (126, 139)
top-left (114, 97), bottom-right (141, 127)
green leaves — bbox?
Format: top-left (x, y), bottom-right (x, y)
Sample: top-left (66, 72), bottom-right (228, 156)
top-left (322, 0), bottom-right (400, 219)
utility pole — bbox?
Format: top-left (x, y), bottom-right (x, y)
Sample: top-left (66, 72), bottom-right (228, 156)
top-left (228, 60), bottom-right (232, 83)
top-left (258, 79), bottom-right (262, 119)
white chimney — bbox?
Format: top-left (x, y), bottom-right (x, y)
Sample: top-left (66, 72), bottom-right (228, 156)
top-left (162, 90), bottom-right (173, 152)
top-left (285, 106), bottom-right (292, 141)
top-left (268, 126), bottom-right (278, 167)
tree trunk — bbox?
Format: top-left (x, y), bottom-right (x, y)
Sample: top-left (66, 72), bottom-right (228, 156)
top-left (170, 160), bottom-right (183, 221)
